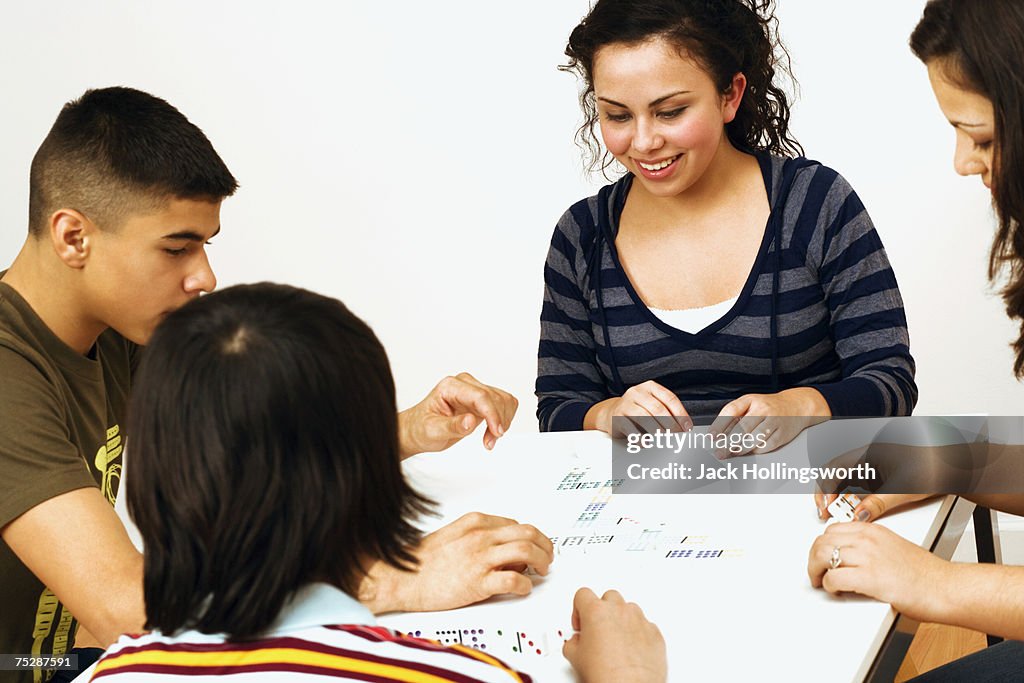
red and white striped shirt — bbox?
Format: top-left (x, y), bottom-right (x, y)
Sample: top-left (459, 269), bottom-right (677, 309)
top-left (90, 584), bottom-right (532, 682)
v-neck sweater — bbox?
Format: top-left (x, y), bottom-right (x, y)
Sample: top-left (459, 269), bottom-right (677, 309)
top-left (536, 153), bottom-right (917, 430)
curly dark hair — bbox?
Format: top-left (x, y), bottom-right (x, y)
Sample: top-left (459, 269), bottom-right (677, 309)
top-left (561, 0), bottom-right (803, 175)
top-left (912, 0), bottom-right (1024, 377)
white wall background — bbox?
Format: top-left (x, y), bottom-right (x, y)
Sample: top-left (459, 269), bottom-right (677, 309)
top-left (1, 1), bottom-right (1019, 430)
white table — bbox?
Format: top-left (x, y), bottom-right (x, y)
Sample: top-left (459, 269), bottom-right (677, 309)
top-left (379, 429), bottom-right (966, 683)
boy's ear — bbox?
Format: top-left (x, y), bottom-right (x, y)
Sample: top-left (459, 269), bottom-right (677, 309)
top-left (49, 209), bottom-right (94, 269)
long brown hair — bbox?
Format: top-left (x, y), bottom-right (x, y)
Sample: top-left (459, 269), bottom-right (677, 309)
top-left (912, 0), bottom-right (1024, 377)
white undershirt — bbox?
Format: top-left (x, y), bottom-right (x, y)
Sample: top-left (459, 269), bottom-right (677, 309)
top-left (649, 296), bottom-right (738, 334)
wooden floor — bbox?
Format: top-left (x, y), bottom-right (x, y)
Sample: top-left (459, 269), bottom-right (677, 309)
top-left (894, 623), bottom-right (988, 681)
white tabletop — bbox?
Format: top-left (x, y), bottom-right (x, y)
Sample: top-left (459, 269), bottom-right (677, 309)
top-left (379, 430), bottom-right (953, 683)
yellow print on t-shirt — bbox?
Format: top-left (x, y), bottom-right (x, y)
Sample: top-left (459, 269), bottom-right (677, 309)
top-left (30, 589), bottom-right (70, 683)
top-left (94, 424), bottom-right (122, 505)
top-left (27, 424), bottom-right (123, 676)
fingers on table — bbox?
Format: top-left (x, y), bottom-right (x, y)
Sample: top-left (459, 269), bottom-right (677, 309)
top-left (619, 382), bottom-right (690, 433)
top-left (808, 523), bottom-right (871, 587)
top-left (853, 494), bottom-right (898, 523)
top-left (485, 535), bottom-right (554, 576)
top-left (450, 511), bottom-right (519, 531)
top-left (815, 491), bottom-right (839, 519)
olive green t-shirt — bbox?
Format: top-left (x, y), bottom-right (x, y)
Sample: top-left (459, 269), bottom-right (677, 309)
top-left (0, 279), bottom-right (137, 683)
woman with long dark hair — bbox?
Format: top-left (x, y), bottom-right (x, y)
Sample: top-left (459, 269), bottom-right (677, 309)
top-left (809, 1), bottom-right (1024, 678)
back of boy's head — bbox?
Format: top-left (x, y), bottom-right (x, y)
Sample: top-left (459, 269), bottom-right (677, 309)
top-left (126, 282), bottom-right (431, 639)
top-left (28, 86), bottom-right (238, 237)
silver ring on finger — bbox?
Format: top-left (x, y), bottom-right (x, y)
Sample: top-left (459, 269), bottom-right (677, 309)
top-left (829, 545), bottom-right (842, 570)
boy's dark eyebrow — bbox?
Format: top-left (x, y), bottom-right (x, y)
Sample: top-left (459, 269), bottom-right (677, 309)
top-left (161, 225), bottom-right (222, 242)
top-left (598, 91), bottom-right (691, 109)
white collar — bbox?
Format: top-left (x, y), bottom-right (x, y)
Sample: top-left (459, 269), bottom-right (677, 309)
top-left (154, 583), bottom-right (376, 644)
top-left (266, 582), bottom-right (376, 633)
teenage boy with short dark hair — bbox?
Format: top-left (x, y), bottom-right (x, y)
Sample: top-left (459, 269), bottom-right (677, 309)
top-left (0, 87), bottom-right (542, 683)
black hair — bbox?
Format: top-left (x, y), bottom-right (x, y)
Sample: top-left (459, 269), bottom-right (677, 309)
top-left (126, 282), bottom-right (432, 638)
top-left (28, 86), bottom-right (238, 236)
top-left (562, 0), bottom-right (802, 175)
top-left (911, 0), bottom-right (1024, 377)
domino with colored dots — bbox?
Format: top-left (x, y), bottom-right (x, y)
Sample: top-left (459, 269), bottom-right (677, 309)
top-left (826, 493), bottom-right (862, 526)
top-left (403, 626), bottom-right (569, 658)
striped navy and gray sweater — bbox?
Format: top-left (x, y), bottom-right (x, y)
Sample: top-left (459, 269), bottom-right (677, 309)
top-left (536, 153), bottom-right (917, 431)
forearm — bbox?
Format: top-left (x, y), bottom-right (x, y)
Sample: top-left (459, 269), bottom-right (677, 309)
top-left (968, 444), bottom-right (1024, 503)
top-left (814, 188), bottom-right (917, 418)
top-left (358, 558), bottom-right (405, 614)
top-left (928, 561), bottom-right (1024, 640)
top-left (813, 374), bottom-right (909, 417)
top-left (39, 549), bottom-right (145, 647)
top-left (778, 387), bottom-right (831, 416)
top-left (397, 409), bottom-right (417, 460)
top-left (964, 493), bottom-right (1024, 517)
top-left (537, 261), bottom-right (607, 433)
top-left (2, 488), bottom-right (147, 647)
top-left (536, 394), bottom-right (601, 431)
top-left (83, 552), bottom-right (146, 646)
top-left (583, 398), bottom-right (616, 431)
top-left (359, 513), bottom-right (553, 615)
